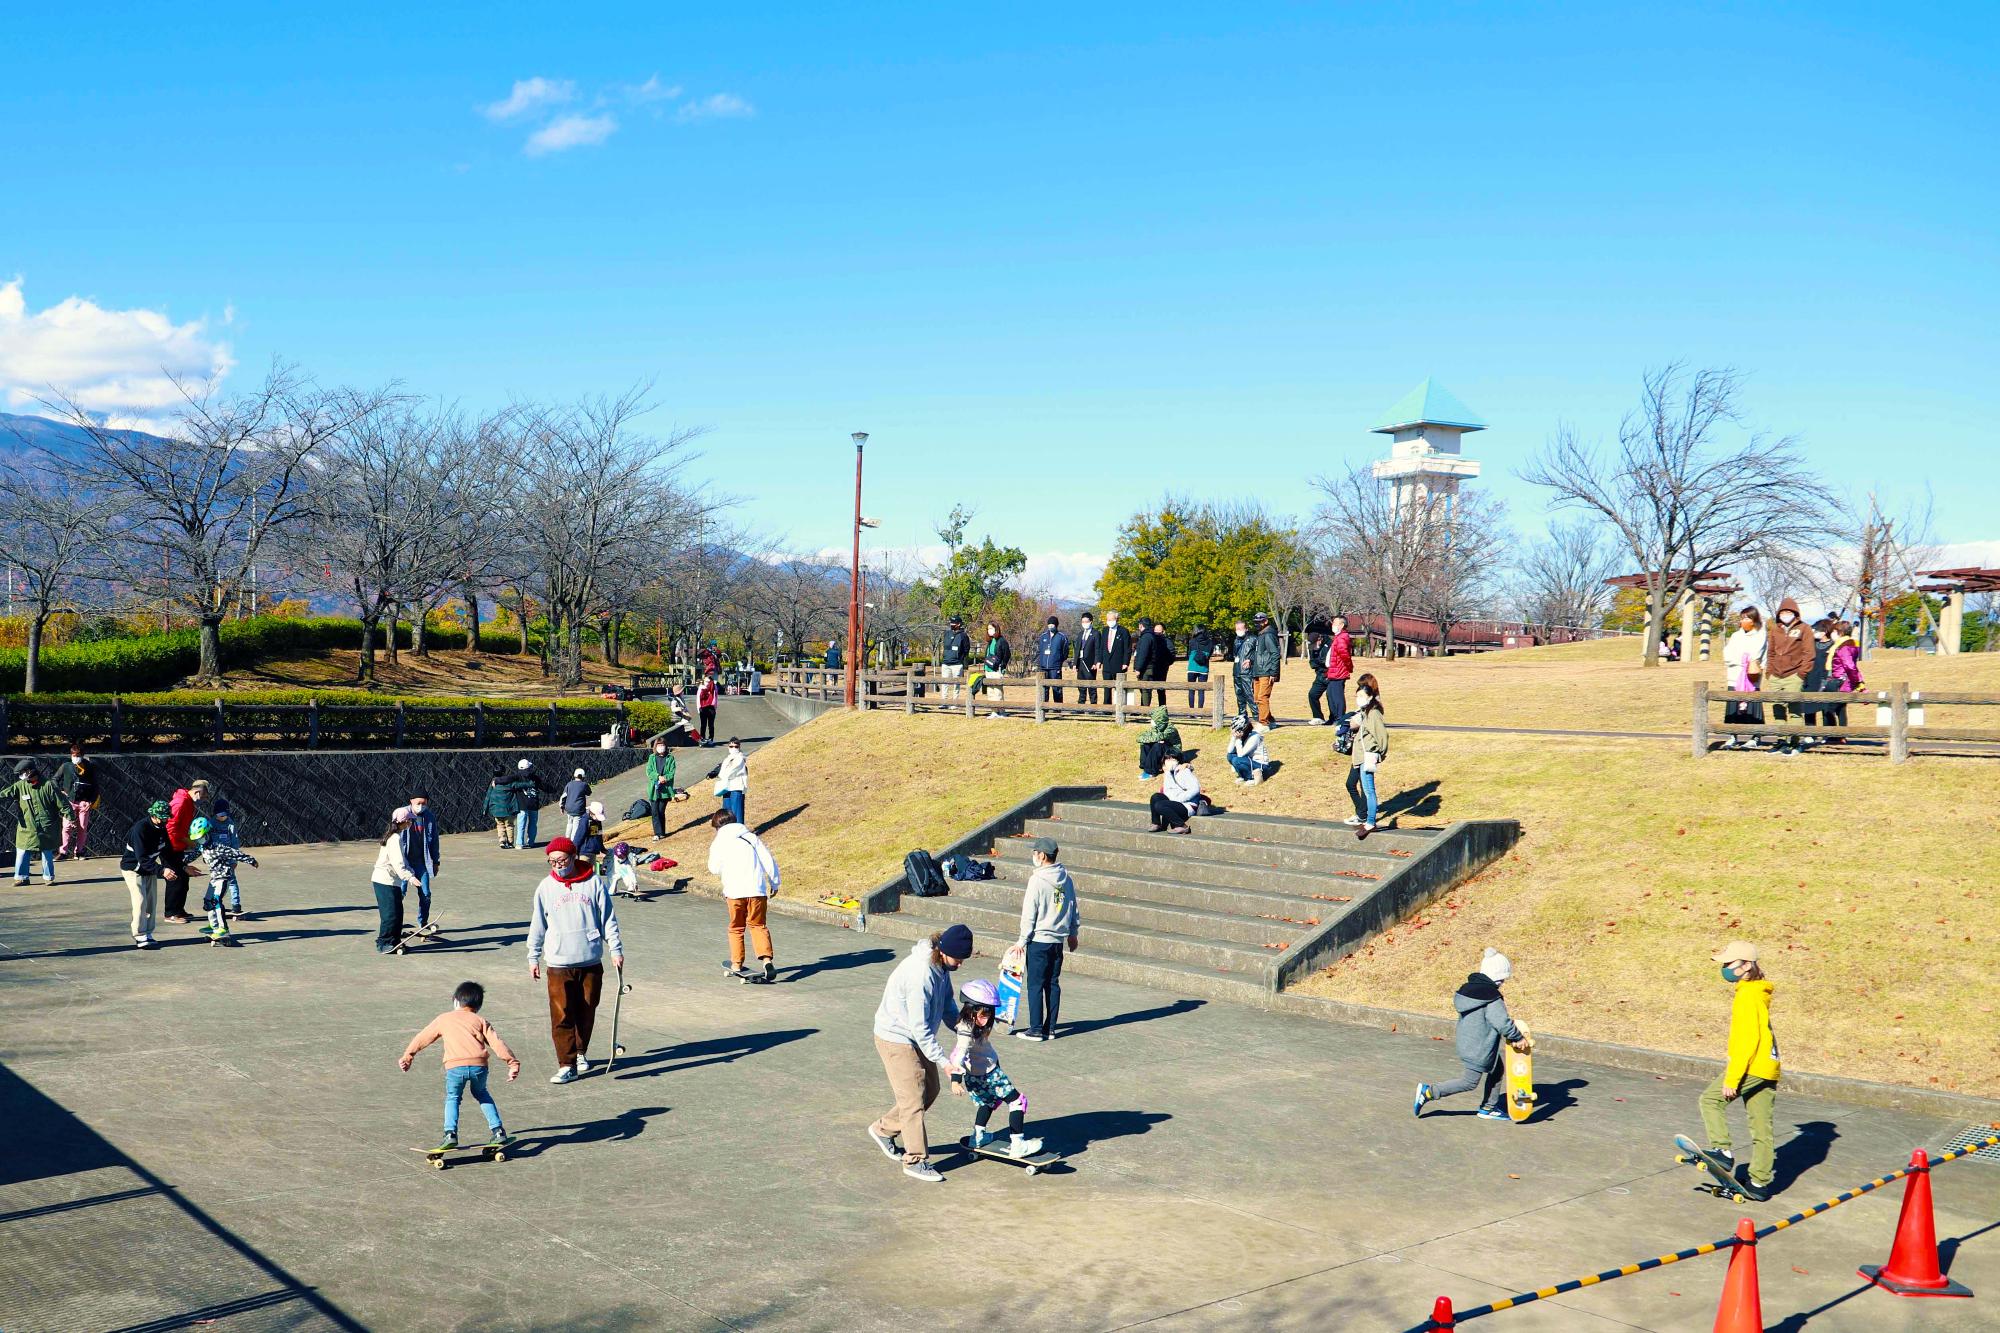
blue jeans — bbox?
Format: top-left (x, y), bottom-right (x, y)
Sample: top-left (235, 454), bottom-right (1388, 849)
top-left (1226, 753), bottom-right (1268, 781)
top-left (1346, 764), bottom-right (1378, 823)
top-left (721, 790), bottom-right (745, 826)
top-left (414, 867), bottom-right (433, 926)
top-left (1024, 940), bottom-right (1064, 1036)
top-left (443, 1065), bottom-right (503, 1137)
top-left (515, 806), bottom-right (538, 848)
top-left (14, 848), bottom-right (55, 882)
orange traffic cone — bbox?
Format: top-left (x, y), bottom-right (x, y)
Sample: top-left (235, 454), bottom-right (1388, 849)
top-left (1426, 1295), bottom-right (1455, 1329)
top-left (1859, 1149), bottom-right (1973, 1297)
top-left (1713, 1218), bottom-right (1763, 1333)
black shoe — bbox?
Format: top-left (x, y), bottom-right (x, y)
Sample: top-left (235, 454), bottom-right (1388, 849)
top-left (762, 959), bottom-right (777, 983)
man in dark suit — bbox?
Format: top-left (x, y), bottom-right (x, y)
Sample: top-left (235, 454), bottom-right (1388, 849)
top-left (1101, 611), bottom-right (1132, 706)
top-left (1132, 619), bottom-right (1160, 706)
top-left (1075, 612), bottom-right (1104, 706)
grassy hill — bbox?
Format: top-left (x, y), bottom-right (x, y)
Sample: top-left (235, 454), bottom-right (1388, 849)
top-left (616, 640), bottom-right (2000, 1097)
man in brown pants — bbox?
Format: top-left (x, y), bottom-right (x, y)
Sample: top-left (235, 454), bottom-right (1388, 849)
top-left (526, 836), bottom-right (624, 1085)
top-left (867, 924), bottom-right (972, 1183)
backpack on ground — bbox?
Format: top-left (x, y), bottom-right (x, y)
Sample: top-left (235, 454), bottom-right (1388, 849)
top-left (904, 849), bottom-right (949, 898)
top-left (625, 798), bottom-right (652, 820)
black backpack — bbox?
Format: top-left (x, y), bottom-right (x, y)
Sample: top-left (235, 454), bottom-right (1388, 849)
top-left (625, 798), bottom-right (652, 821)
top-left (904, 849), bottom-right (949, 898)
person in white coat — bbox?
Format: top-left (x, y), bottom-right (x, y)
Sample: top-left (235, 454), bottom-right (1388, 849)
top-left (714, 737), bottom-right (749, 826)
top-left (1721, 606), bottom-right (1769, 749)
top-left (1149, 754), bottom-right (1204, 833)
top-left (867, 923), bottom-right (973, 1183)
top-left (707, 808), bottom-right (779, 981)
top-left (1225, 718), bottom-right (1272, 784)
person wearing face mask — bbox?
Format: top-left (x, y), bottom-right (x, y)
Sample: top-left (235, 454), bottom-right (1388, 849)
top-left (527, 835), bottom-right (624, 1084)
top-left (1230, 620), bottom-right (1255, 724)
top-left (8, 761), bottom-right (71, 886)
top-left (1720, 607), bottom-right (1768, 749)
top-left (1075, 612), bottom-right (1104, 707)
top-left (400, 790), bottom-right (443, 932)
top-left (713, 737), bottom-right (749, 826)
top-left (938, 616), bottom-right (972, 701)
top-left (1696, 942), bottom-right (1779, 1201)
top-left (1345, 673), bottom-right (1389, 839)
top-left (1100, 611), bottom-right (1132, 706)
top-left (1764, 598), bottom-right (1813, 753)
top-left (644, 737), bottom-right (678, 838)
top-left (867, 923), bottom-right (972, 1183)
top-left (981, 622), bottom-right (1012, 709)
top-left (1034, 615), bottom-right (1070, 704)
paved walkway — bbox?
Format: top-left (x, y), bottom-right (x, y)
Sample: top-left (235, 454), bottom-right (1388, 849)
top-left (4, 701), bottom-right (1997, 1330)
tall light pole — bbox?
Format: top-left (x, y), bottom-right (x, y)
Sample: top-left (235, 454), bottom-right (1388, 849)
top-left (846, 432), bottom-right (868, 708)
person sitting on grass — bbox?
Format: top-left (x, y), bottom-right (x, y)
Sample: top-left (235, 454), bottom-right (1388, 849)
top-left (399, 979), bottom-right (520, 1152)
top-left (1149, 754), bottom-right (1204, 833)
top-left (1136, 705), bottom-right (1181, 780)
top-left (1413, 948), bottom-right (1530, 1122)
top-left (1225, 716), bottom-right (1272, 785)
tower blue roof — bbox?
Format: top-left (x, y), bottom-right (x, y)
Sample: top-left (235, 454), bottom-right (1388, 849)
top-left (1371, 379), bottom-right (1486, 434)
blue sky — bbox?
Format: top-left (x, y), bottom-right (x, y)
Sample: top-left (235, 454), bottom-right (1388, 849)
top-left (5, 3), bottom-right (1996, 595)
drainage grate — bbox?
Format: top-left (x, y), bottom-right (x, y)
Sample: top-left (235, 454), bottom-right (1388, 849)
top-left (1940, 1124), bottom-right (2000, 1163)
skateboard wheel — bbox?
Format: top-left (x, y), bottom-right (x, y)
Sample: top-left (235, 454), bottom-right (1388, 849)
top-left (431, 1158), bottom-right (445, 1170)
top-left (491, 1152), bottom-right (506, 1163)
top-left (1026, 1166), bottom-right (1039, 1176)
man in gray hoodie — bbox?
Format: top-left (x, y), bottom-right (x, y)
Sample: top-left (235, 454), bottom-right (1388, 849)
top-left (1013, 837), bottom-right (1079, 1043)
top-left (527, 836), bottom-right (625, 1085)
top-left (868, 923), bottom-right (972, 1182)
top-left (1412, 948), bottom-right (1530, 1120)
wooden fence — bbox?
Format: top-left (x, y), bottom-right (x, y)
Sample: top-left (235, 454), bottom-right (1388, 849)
top-left (769, 665), bottom-right (1232, 726)
top-left (0, 697), bottom-right (626, 753)
top-left (1692, 681), bottom-right (2000, 762)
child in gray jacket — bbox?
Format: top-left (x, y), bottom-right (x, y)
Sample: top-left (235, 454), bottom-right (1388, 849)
top-left (1413, 948), bottom-right (1532, 1121)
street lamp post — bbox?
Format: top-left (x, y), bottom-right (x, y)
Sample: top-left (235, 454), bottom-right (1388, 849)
top-left (846, 432), bottom-right (868, 708)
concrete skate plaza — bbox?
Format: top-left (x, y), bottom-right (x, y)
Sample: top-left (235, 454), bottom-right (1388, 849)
top-left (4, 763), bottom-right (1998, 1330)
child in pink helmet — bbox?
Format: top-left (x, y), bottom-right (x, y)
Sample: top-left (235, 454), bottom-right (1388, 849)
top-left (950, 978), bottom-right (1043, 1158)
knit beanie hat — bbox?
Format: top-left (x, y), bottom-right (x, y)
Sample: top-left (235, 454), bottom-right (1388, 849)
top-left (938, 924), bottom-right (974, 960)
top-left (1480, 947), bottom-right (1513, 984)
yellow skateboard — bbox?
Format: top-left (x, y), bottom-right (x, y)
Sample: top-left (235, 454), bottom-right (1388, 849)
top-left (1504, 1044), bottom-right (1535, 1122)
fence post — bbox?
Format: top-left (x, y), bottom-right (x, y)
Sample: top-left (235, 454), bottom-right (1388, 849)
top-left (965, 677), bottom-right (975, 719)
top-left (906, 668), bottom-right (916, 716)
top-left (1034, 679), bottom-right (1046, 723)
top-left (307, 697), bottom-right (320, 749)
top-left (109, 697), bottom-right (122, 753)
top-left (394, 702), bottom-right (407, 748)
top-left (1211, 672), bottom-right (1223, 729)
top-left (213, 698), bottom-right (226, 747)
top-left (1113, 673), bottom-right (1126, 725)
top-left (1890, 681), bottom-right (1910, 763)
top-left (473, 700), bottom-right (486, 746)
top-left (1692, 680), bottom-right (1710, 758)
top-left (547, 704), bottom-right (559, 743)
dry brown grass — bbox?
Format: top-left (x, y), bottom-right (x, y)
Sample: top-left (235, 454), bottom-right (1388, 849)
top-left (624, 641), bottom-right (2000, 1095)
top-left (213, 649), bottom-right (627, 697)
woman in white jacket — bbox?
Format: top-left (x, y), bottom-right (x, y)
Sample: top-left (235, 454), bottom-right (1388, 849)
top-left (1149, 755), bottom-right (1204, 834)
top-left (714, 737), bottom-right (749, 826)
top-left (371, 812), bottom-right (424, 954)
top-left (1720, 606), bottom-right (1768, 750)
top-left (1225, 717), bottom-right (1272, 784)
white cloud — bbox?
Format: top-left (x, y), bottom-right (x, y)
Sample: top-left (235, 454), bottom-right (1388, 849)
top-left (623, 75), bottom-right (683, 106)
top-left (677, 92), bottom-right (754, 122)
top-left (482, 76), bottom-right (576, 122)
top-left (802, 543), bottom-right (1106, 603)
top-left (0, 277), bottom-right (233, 427)
top-left (525, 112), bottom-right (619, 156)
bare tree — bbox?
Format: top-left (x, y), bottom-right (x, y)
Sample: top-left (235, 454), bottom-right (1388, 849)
top-left (1411, 489), bottom-right (1512, 654)
top-left (51, 364), bottom-right (381, 680)
top-left (1512, 518), bottom-right (1621, 633)
top-left (1308, 463), bottom-right (1444, 659)
top-left (1251, 533), bottom-right (1314, 660)
top-left (1520, 363), bottom-right (1842, 665)
top-left (0, 454), bottom-right (118, 692)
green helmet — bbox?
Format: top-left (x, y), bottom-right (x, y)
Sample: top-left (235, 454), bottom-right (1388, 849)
top-left (189, 817), bottom-right (211, 842)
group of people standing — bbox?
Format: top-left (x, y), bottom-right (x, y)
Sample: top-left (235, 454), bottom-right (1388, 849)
top-left (6, 743), bottom-right (101, 883)
top-left (1720, 600), bottom-right (1866, 752)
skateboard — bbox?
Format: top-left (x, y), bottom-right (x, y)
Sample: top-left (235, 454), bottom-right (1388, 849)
top-left (391, 921), bottom-right (443, 955)
top-left (413, 1139), bottom-right (513, 1170)
top-left (724, 962), bottom-right (774, 985)
top-left (198, 925), bottom-right (243, 948)
top-left (1504, 1044), bottom-right (1535, 1122)
top-left (605, 965), bottom-right (631, 1074)
top-left (958, 1135), bottom-right (1061, 1176)
top-left (1673, 1133), bottom-right (1766, 1202)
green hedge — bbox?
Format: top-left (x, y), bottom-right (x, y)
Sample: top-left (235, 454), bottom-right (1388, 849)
top-left (0, 615), bottom-right (563, 694)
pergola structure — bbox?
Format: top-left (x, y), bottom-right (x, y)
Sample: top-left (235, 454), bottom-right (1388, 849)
top-left (1604, 570), bottom-right (1741, 661)
top-left (1916, 568), bottom-right (2000, 655)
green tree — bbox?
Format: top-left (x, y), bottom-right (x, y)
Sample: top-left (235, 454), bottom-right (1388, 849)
top-left (917, 505), bottom-right (1027, 623)
top-left (1602, 586), bottom-right (1649, 633)
top-left (1095, 497), bottom-right (1302, 635)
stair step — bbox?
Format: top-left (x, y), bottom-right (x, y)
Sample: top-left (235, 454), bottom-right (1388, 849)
top-left (984, 856), bottom-right (1361, 921)
top-left (1019, 816), bottom-right (1402, 876)
top-left (1054, 799), bottom-right (1442, 850)
top-left (991, 837), bottom-right (1388, 899)
top-left (931, 875), bottom-right (1303, 947)
top-left (894, 894), bottom-right (1283, 977)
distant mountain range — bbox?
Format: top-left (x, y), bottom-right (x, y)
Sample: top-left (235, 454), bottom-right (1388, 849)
top-left (0, 411), bottom-right (168, 460)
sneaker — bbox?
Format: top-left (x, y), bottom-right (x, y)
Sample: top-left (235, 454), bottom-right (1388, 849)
top-left (1476, 1107), bottom-right (1509, 1121)
top-left (1008, 1134), bottom-right (1044, 1158)
top-left (903, 1161), bottom-right (944, 1184)
top-left (1012, 1030), bottom-right (1046, 1042)
top-left (549, 1066), bottom-right (579, 1085)
top-left (1343, 815), bottom-right (1365, 826)
top-left (490, 1131), bottom-right (516, 1148)
top-left (867, 1125), bottom-right (902, 1160)
top-left (1250, 771), bottom-right (1263, 785)
top-left (12, 878), bottom-right (28, 887)
top-left (438, 1133), bottom-right (460, 1151)
top-left (1356, 823), bottom-right (1373, 841)
top-left (135, 937), bottom-right (157, 950)
top-left (762, 959), bottom-right (777, 983)
top-left (573, 1055), bottom-right (592, 1076)
top-left (1309, 718), bottom-right (1327, 726)
top-left (1413, 1082), bottom-right (1432, 1117)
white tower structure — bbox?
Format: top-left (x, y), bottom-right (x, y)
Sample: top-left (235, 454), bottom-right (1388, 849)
top-left (1370, 379), bottom-right (1485, 517)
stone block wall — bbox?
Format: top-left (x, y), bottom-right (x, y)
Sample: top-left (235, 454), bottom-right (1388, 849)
top-left (1, 746), bottom-right (643, 851)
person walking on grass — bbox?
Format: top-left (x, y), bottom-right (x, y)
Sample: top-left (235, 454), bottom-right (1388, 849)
top-left (1413, 948), bottom-right (1531, 1121)
top-left (1765, 598), bottom-right (1813, 753)
top-left (483, 767), bottom-right (517, 849)
top-left (1135, 704), bottom-right (1181, 781)
top-left (1696, 941), bottom-right (1780, 1201)
top-left (400, 980), bottom-right (519, 1153)
top-left (8, 762), bottom-right (70, 887)
top-left (1226, 716), bottom-right (1272, 784)
top-left (1149, 755), bottom-right (1203, 834)
top-left (527, 835), bottom-right (624, 1084)
top-left (1321, 614), bottom-right (1354, 725)
top-left (119, 800), bottom-right (179, 949)
top-left (868, 923), bottom-right (973, 1183)
top-left (1249, 610), bottom-right (1281, 731)
top-left (713, 737), bottom-right (748, 827)
top-left (1720, 607), bottom-right (1767, 749)
top-left (644, 736), bottom-right (678, 838)
top-left (372, 810), bottom-right (425, 954)
top-left (55, 743), bottom-right (98, 860)
top-left (707, 807), bottom-right (780, 981)
top-left (1345, 672), bottom-right (1388, 839)
top-left (510, 758), bottom-right (547, 849)
top-left (1013, 838), bottom-right (1078, 1041)
top-left (1075, 612), bottom-right (1104, 706)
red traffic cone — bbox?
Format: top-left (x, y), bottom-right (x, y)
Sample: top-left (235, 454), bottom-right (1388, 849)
top-left (1713, 1218), bottom-right (1763, 1333)
top-left (1859, 1149), bottom-right (1973, 1297)
top-left (1426, 1295), bottom-right (1455, 1329)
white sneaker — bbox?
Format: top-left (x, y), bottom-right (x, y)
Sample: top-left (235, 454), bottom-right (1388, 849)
top-left (1250, 771), bottom-right (1263, 785)
top-left (1309, 718), bottom-right (1327, 726)
top-left (1343, 815), bottom-right (1365, 826)
top-left (903, 1160), bottom-right (945, 1183)
top-left (573, 1055), bottom-right (592, 1075)
top-left (1008, 1134), bottom-right (1044, 1158)
top-left (550, 1066), bottom-right (579, 1084)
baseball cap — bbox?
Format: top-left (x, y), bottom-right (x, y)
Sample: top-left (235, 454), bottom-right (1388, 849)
top-left (1030, 836), bottom-right (1058, 857)
top-left (1711, 940), bottom-right (1759, 965)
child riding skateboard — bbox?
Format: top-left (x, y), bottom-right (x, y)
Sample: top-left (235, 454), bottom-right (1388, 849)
top-left (950, 978), bottom-right (1044, 1159)
top-left (1693, 940), bottom-right (1780, 1200)
top-left (1413, 948), bottom-right (1532, 1121)
top-left (399, 980), bottom-right (520, 1153)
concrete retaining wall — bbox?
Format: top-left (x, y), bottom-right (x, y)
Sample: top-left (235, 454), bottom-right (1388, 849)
top-left (857, 784), bottom-right (1111, 915)
top-left (0, 746), bottom-right (644, 849)
top-left (761, 692), bottom-right (840, 728)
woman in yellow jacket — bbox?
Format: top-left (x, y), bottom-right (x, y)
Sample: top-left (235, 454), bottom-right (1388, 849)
top-left (1699, 940), bottom-right (1780, 1199)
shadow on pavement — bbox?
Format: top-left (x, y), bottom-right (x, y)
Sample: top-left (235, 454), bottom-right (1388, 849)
top-left (1526, 1077), bottom-right (1586, 1123)
top-left (1940, 1216), bottom-right (2000, 1276)
top-left (506, 1106), bottom-right (671, 1159)
top-left (613, 1028), bottom-right (819, 1081)
top-left (1771, 1120), bottom-right (1839, 1193)
top-left (1031, 1109), bottom-right (1172, 1157)
top-left (1057, 998), bottom-right (1206, 1038)
top-left (778, 948), bottom-right (895, 983)
top-left (1766, 1280), bottom-right (1873, 1332)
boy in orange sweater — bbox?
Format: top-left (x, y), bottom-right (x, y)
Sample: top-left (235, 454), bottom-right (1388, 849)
top-left (399, 980), bottom-right (521, 1151)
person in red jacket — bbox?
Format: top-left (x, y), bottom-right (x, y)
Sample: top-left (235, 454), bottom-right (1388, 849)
top-left (162, 779), bottom-right (211, 923)
top-left (1313, 615), bottom-right (1354, 725)
top-left (696, 673), bottom-right (720, 746)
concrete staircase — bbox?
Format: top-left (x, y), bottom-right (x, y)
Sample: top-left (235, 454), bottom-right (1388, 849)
top-left (878, 797), bottom-right (1485, 1005)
